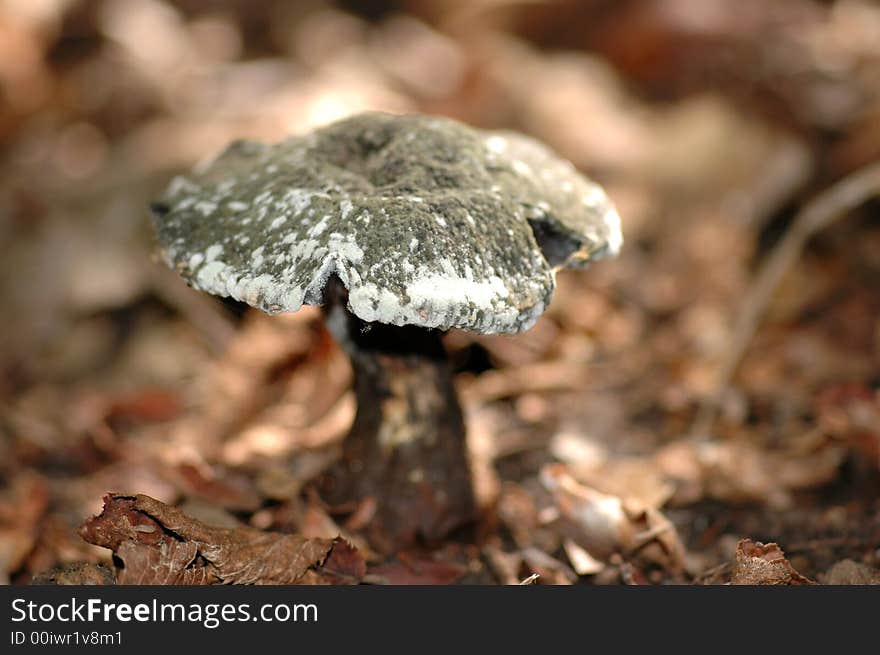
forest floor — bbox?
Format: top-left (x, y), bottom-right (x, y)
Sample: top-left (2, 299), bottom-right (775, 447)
top-left (1, 0), bottom-right (879, 585)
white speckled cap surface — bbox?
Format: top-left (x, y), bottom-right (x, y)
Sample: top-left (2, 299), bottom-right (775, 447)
top-left (151, 112), bottom-right (622, 334)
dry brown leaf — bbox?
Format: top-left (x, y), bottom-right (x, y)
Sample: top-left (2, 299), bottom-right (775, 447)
top-left (298, 496), bottom-right (374, 560)
top-left (366, 552), bottom-right (467, 585)
top-left (520, 547), bottom-right (577, 585)
top-left (80, 493), bottom-right (365, 585)
top-left (730, 539), bottom-right (815, 585)
top-left (170, 463), bottom-right (262, 512)
top-left (540, 464), bottom-right (686, 574)
top-left (550, 438), bottom-right (676, 510)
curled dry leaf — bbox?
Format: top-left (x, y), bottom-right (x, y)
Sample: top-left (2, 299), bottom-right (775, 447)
top-left (540, 464), bottom-right (686, 574)
top-left (80, 494), bottom-right (365, 585)
top-left (730, 539), bottom-right (815, 585)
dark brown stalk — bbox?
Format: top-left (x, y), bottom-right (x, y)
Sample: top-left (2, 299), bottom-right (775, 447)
top-left (319, 277), bottom-right (476, 552)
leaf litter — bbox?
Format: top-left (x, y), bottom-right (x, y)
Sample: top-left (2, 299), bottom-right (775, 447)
top-left (1, 0), bottom-right (879, 585)
top-left (79, 494), bottom-right (365, 585)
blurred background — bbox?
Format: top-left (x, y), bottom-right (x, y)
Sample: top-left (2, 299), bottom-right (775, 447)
top-left (1, 0), bottom-right (879, 584)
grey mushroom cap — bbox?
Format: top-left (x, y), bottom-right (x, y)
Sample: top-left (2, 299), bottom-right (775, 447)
top-left (151, 112), bottom-right (622, 334)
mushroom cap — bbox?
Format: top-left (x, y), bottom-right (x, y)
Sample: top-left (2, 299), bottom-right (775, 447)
top-left (151, 112), bottom-right (621, 334)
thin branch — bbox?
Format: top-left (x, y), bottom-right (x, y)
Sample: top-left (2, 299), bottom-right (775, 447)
top-left (691, 160), bottom-right (880, 437)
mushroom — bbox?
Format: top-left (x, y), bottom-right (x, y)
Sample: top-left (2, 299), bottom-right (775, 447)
top-left (150, 112), bottom-right (622, 550)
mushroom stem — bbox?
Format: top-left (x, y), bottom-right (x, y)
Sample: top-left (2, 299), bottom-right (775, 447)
top-left (320, 278), bottom-right (476, 551)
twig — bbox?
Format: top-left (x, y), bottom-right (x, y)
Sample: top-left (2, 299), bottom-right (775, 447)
top-left (692, 161), bottom-right (880, 437)
top-left (518, 573), bottom-right (540, 585)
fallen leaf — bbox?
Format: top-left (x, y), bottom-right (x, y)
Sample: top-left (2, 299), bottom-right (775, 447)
top-left (540, 464), bottom-right (686, 573)
top-left (366, 551), bottom-right (467, 585)
top-left (730, 539), bottom-right (815, 585)
top-left (80, 493), bottom-right (365, 585)
top-left (170, 463), bottom-right (262, 512)
top-left (520, 547), bottom-right (577, 585)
